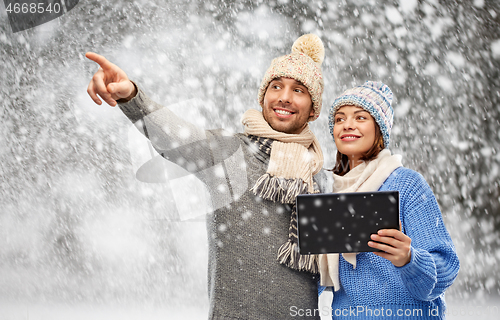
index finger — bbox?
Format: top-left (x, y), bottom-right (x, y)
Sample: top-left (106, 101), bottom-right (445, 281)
top-left (85, 52), bottom-right (113, 69)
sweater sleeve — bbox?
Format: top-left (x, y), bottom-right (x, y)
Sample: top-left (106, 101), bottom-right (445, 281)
top-left (394, 169), bottom-right (460, 301)
top-left (117, 84), bottom-right (222, 173)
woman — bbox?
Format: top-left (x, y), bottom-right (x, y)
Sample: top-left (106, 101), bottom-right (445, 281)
top-left (318, 81), bottom-right (460, 319)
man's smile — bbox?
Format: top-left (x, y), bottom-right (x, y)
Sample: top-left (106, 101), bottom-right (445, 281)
top-left (274, 107), bottom-right (295, 118)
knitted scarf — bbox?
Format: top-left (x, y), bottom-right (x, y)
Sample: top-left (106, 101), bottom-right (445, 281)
top-left (241, 109), bottom-right (324, 273)
top-left (318, 149), bottom-right (403, 290)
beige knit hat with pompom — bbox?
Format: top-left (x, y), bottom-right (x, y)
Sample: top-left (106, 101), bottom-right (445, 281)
top-left (258, 34), bottom-right (325, 121)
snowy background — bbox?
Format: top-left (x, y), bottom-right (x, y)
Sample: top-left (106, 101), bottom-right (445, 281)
top-left (1, 0), bottom-right (499, 319)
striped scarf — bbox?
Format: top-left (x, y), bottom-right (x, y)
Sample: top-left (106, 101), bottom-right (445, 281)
top-left (242, 109), bottom-right (324, 273)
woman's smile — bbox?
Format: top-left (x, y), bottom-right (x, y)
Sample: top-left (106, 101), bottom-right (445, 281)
top-left (333, 105), bottom-right (377, 167)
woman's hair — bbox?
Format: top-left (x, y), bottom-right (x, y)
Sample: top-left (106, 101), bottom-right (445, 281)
top-left (332, 123), bottom-right (385, 176)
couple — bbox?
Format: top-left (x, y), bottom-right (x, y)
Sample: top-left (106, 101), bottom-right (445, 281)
top-left (86, 34), bottom-right (459, 319)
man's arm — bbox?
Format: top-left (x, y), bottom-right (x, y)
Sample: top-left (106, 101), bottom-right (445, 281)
top-left (118, 85), bottom-right (216, 173)
top-left (85, 52), bottom-right (226, 173)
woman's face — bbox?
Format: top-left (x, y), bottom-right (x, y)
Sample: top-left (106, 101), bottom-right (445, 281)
top-left (333, 105), bottom-right (377, 165)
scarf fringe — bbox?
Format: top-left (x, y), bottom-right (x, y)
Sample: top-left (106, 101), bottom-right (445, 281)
top-left (277, 240), bottom-right (318, 273)
top-left (251, 173), bottom-right (308, 204)
top-left (245, 134), bottom-right (321, 274)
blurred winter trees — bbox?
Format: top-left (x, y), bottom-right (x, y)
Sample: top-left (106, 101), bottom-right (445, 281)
top-left (1, 0), bottom-right (499, 309)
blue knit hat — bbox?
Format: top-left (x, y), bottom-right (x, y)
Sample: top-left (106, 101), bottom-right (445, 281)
top-left (328, 81), bottom-right (394, 148)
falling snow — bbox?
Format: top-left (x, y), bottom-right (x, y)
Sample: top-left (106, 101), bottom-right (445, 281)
top-left (1, 0), bottom-right (500, 319)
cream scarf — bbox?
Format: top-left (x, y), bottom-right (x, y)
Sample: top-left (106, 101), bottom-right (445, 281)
top-left (318, 149), bottom-right (403, 290)
top-left (241, 109), bottom-right (324, 197)
top-left (241, 109), bottom-right (324, 272)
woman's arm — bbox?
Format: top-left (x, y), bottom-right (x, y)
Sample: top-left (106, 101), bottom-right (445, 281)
top-left (393, 170), bottom-right (460, 301)
top-left (374, 169), bottom-right (460, 301)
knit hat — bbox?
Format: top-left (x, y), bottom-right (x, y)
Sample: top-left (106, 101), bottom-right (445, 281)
top-left (258, 34), bottom-right (325, 121)
top-left (328, 81), bottom-right (394, 148)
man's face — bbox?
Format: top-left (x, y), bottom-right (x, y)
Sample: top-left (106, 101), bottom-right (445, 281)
top-left (262, 77), bottom-right (314, 134)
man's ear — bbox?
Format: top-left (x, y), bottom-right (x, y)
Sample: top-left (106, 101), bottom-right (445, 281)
top-left (309, 105), bottom-right (315, 117)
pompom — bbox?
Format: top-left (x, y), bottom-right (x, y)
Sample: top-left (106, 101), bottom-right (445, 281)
top-left (291, 34), bottom-right (325, 66)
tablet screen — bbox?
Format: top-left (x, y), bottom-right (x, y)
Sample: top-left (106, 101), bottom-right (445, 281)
top-left (296, 191), bottom-right (400, 254)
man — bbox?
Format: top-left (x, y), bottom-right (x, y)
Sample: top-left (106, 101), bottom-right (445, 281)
top-left (86, 34), bottom-right (326, 319)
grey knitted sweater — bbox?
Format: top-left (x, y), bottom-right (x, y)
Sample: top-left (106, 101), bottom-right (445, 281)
top-left (119, 87), bottom-right (323, 320)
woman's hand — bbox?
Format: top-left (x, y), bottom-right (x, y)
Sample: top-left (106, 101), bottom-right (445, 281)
top-left (368, 227), bottom-right (412, 267)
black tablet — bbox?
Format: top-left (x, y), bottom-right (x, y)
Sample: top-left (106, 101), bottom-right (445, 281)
top-left (296, 191), bottom-right (400, 254)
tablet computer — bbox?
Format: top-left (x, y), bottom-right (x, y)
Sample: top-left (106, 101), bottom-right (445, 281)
top-left (296, 191), bottom-right (400, 254)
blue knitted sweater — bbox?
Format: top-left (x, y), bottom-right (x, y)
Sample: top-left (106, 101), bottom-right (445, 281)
top-left (319, 167), bottom-right (460, 319)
